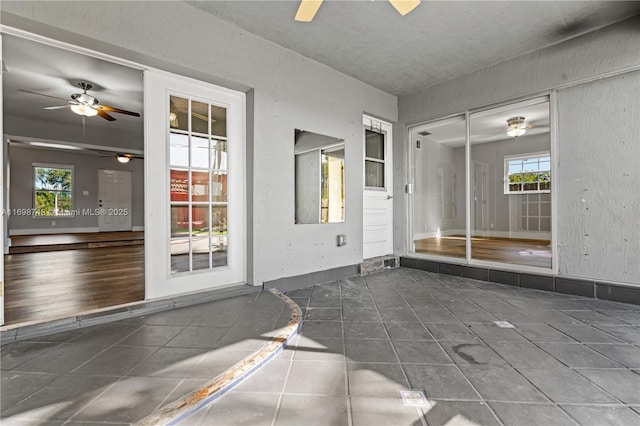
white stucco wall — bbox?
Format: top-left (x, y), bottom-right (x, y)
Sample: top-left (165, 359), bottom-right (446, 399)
top-left (1, 1), bottom-right (398, 287)
top-left (398, 16), bottom-right (640, 285)
top-left (556, 71), bottom-right (640, 285)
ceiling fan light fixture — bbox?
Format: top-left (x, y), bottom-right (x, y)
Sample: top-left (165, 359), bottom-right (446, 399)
top-left (169, 112), bottom-right (179, 128)
top-left (506, 116), bottom-right (526, 138)
top-left (295, 0), bottom-right (323, 22)
top-left (389, 0), bottom-right (421, 16)
top-left (71, 104), bottom-right (98, 117)
top-left (116, 154), bottom-right (131, 163)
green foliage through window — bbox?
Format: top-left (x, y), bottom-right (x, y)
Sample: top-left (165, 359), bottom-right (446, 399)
top-left (505, 154), bottom-right (551, 194)
top-left (34, 166), bottom-right (73, 216)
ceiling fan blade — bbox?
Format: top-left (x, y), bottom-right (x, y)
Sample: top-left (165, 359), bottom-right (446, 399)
top-left (96, 108), bottom-right (116, 121)
top-left (44, 104), bottom-right (73, 110)
top-left (96, 104), bottom-right (141, 117)
top-left (295, 0), bottom-right (323, 22)
top-left (192, 112), bottom-right (217, 123)
top-left (19, 89), bottom-right (70, 102)
top-left (389, 0), bottom-right (421, 16)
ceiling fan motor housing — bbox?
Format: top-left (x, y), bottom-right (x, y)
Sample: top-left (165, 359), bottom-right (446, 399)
top-left (71, 92), bottom-right (98, 106)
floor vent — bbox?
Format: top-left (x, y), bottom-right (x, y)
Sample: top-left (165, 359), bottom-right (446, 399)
top-left (400, 390), bottom-right (429, 407)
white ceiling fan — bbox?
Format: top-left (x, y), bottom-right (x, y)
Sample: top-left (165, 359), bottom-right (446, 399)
top-left (295, 0), bottom-right (421, 22)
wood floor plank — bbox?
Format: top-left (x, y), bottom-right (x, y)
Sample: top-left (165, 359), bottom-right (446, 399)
top-left (3, 245), bottom-right (145, 325)
top-left (414, 236), bottom-right (551, 268)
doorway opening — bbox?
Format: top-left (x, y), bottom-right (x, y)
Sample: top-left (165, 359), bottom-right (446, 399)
top-left (2, 34), bottom-right (145, 325)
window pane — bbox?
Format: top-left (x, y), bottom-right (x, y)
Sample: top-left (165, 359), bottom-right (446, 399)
top-left (212, 206), bottom-right (228, 235)
top-left (34, 166), bottom-right (73, 216)
top-left (192, 239), bottom-right (210, 271)
top-left (192, 205), bottom-right (211, 271)
top-left (192, 205), bottom-right (210, 235)
top-left (508, 162), bottom-right (522, 174)
top-left (170, 238), bottom-right (190, 273)
top-left (191, 136), bottom-right (209, 169)
top-left (412, 115), bottom-right (467, 260)
top-left (35, 190), bottom-right (73, 216)
top-left (191, 171), bottom-right (209, 202)
top-left (212, 236), bottom-right (228, 268)
top-left (170, 133), bottom-right (189, 167)
top-left (212, 140), bottom-right (228, 170)
top-left (522, 158), bottom-right (538, 172)
top-left (169, 96), bottom-right (188, 131)
top-left (191, 100), bottom-right (209, 135)
top-left (170, 169), bottom-right (189, 202)
top-left (211, 105), bottom-right (227, 137)
top-left (365, 160), bottom-right (384, 188)
top-left (211, 171), bottom-right (227, 202)
top-left (365, 130), bottom-right (384, 160)
top-left (170, 205), bottom-right (190, 237)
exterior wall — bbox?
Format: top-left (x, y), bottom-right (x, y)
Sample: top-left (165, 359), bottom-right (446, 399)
top-left (0, 1), bottom-right (397, 287)
top-left (8, 145), bottom-right (145, 233)
top-left (398, 16), bottom-right (640, 286)
top-left (557, 71), bottom-right (640, 284)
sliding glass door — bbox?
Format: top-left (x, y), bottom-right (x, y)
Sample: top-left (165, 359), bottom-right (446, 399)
top-left (409, 96), bottom-right (552, 270)
top-left (410, 115), bottom-right (467, 260)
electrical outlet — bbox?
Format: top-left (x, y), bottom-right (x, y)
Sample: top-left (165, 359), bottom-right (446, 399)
top-left (51, 221), bottom-right (56, 226)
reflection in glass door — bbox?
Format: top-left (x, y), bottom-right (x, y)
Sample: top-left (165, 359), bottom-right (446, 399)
top-left (409, 96), bottom-right (552, 270)
top-left (410, 115), bottom-right (467, 260)
top-left (469, 97), bottom-right (551, 268)
top-left (169, 95), bottom-right (229, 274)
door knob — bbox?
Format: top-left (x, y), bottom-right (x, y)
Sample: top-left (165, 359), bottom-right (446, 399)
top-left (387, 195), bottom-right (393, 200)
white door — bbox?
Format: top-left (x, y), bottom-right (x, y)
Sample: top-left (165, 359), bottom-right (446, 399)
top-left (144, 70), bottom-right (245, 299)
top-left (98, 169), bottom-right (132, 232)
top-left (363, 115), bottom-right (393, 259)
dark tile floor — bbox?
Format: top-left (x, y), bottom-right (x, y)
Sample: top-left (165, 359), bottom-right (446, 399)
top-left (1, 292), bottom-right (288, 424)
top-left (190, 268), bottom-right (640, 426)
top-left (2, 268), bottom-right (640, 425)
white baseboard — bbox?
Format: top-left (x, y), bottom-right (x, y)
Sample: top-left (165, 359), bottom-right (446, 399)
top-left (132, 226), bottom-right (145, 232)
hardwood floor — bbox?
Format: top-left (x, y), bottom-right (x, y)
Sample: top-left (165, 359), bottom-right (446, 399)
top-left (415, 236), bottom-right (551, 268)
top-left (4, 245), bottom-right (145, 325)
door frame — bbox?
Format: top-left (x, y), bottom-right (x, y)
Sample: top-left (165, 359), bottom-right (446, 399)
top-left (362, 114), bottom-right (393, 259)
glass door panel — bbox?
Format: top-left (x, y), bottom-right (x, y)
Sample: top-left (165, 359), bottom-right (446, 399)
top-left (169, 96), bottom-right (229, 274)
top-left (411, 116), bottom-right (467, 259)
top-left (469, 99), bottom-right (551, 268)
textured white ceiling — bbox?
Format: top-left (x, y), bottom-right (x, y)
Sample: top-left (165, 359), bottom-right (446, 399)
top-left (187, 0), bottom-right (640, 96)
top-left (2, 34), bottom-right (144, 147)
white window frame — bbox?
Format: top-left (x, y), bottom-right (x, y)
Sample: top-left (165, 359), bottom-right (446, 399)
top-left (504, 151), bottom-right (551, 195)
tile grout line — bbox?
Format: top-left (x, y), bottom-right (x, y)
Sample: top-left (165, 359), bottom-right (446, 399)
top-left (269, 286), bottom-right (311, 426)
top-left (135, 289), bottom-right (302, 426)
top-left (364, 272), bottom-right (429, 426)
top-left (410, 269), bottom-right (630, 424)
top-left (397, 269), bottom-right (505, 426)
top-left (340, 278), bottom-right (354, 426)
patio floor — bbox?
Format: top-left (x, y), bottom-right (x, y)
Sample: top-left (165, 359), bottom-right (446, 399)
top-left (2, 268), bottom-right (640, 425)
